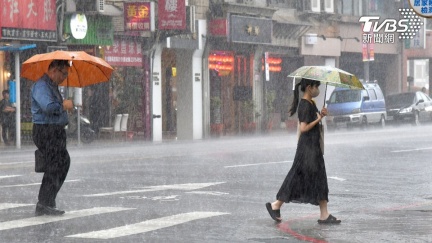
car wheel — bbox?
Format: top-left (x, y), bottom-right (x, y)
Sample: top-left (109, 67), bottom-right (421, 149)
top-left (361, 116), bottom-right (368, 130)
top-left (379, 115), bottom-right (385, 128)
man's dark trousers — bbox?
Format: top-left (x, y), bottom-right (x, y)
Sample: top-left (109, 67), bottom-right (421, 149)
top-left (33, 124), bottom-right (70, 207)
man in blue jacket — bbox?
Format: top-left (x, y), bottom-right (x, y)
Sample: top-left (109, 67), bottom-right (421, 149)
top-left (31, 60), bottom-right (73, 216)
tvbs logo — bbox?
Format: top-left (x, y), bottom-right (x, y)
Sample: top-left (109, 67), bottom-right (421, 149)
top-left (359, 9), bottom-right (423, 40)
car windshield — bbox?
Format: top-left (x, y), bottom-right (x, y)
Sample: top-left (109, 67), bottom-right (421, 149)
top-left (386, 93), bottom-right (415, 106)
top-left (328, 90), bottom-right (361, 104)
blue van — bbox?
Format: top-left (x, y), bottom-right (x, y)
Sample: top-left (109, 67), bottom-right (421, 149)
top-left (326, 82), bottom-right (387, 129)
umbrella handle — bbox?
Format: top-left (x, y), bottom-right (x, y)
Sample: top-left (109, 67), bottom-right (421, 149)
top-left (323, 83), bottom-right (328, 108)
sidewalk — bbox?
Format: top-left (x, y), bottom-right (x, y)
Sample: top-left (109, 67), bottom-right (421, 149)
top-left (277, 202), bottom-right (432, 243)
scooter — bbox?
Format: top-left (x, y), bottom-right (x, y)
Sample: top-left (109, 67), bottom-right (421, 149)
top-left (66, 108), bottom-right (96, 144)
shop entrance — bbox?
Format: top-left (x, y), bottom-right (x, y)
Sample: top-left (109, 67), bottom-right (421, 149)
top-left (161, 49), bottom-right (177, 140)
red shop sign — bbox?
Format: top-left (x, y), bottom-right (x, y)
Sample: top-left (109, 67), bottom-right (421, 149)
top-left (0, 0), bottom-right (56, 40)
top-left (104, 38), bottom-right (143, 67)
top-left (124, 2), bottom-right (151, 31)
top-left (209, 19), bottom-right (227, 37)
top-left (158, 0), bottom-right (186, 30)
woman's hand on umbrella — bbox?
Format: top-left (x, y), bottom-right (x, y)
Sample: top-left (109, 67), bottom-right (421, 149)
top-left (320, 107), bottom-right (328, 117)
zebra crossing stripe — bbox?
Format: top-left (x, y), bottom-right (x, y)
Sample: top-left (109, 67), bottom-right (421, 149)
top-left (83, 182), bottom-right (226, 197)
top-left (66, 211), bottom-right (229, 239)
top-left (0, 207), bottom-right (134, 231)
top-left (0, 175), bottom-right (21, 179)
top-left (0, 203), bottom-right (33, 211)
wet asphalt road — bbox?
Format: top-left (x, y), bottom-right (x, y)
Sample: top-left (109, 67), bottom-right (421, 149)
top-left (0, 123), bottom-right (431, 243)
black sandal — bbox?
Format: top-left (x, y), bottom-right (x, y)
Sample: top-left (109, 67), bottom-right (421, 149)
top-left (266, 202), bottom-right (281, 222)
top-left (317, 214), bottom-right (341, 224)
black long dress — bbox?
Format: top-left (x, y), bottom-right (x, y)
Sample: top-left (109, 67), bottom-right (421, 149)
top-left (276, 99), bottom-right (329, 206)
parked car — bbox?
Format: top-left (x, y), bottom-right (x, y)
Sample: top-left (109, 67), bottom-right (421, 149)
top-left (386, 91), bottom-right (432, 125)
top-left (326, 81), bottom-right (387, 130)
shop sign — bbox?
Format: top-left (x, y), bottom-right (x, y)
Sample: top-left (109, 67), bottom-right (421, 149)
top-left (124, 2), bottom-right (152, 31)
top-left (70, 13), bottom-right (88, 40)
top-left (65, 15), bottom-right (113, 46)
top-left (0, 0), bottom-right (57, 41)
top-left (104, 38), bottom-right (142, 67)
top-left (158, 0), bottom-right (186, 30)
top-left (209, 18), bottom-right (228, 37)
top-left (230, 15), bottom-right (272, 44)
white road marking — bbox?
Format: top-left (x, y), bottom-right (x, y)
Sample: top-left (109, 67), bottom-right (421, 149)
top-left (0, 175), bottom-right (21, 179)
top-left (224, 161), bottom-right (292, 168)
top-left (186, 191), bottom-right (229, 196)
top-left (83, 182), bottom-right (225, 197)
top-left (0, 207), bottom-right (134, 231)
top-left (66, 211), bottom-right (229, 239)
top-left (0, 203), bottom-right (33, 211)
top-left (328, 176), bottom-right (346, 181)
top-left (0, 161), bottom-right (33, 165)
top-left (0, 179), bottom-right (80, 188)
top-left (391, 147), bottom-right (432, 153)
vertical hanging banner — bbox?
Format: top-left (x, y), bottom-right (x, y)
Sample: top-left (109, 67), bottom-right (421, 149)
top-left (264, 52), bottom-right (270, 81)
top-left (158, 0), bottom-right (186, 30)
top-left (361, 24), bottom-right (374, 61)
top-left (0, 0), bottom-right (57, 41)
top-left (124, 2), bottom-right (152, 31)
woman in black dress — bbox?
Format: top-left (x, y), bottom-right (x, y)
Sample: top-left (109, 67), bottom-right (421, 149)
top-left (266, 78), bottom-right (341, 224)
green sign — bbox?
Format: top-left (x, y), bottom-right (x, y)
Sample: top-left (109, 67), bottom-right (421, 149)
top-left (64, 14), bottom-right (113, 45)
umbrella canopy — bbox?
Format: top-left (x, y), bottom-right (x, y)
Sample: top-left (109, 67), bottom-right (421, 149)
top-left (288, 66), bottom-right (364, 90)
top-left (21, 50), bottom-right (113, 87)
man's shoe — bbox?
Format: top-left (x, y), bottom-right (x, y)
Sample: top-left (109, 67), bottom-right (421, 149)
top-left (35, 203), bottom-right (65, 216)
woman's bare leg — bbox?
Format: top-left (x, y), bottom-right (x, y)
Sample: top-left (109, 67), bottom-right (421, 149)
top-left (319, 200), bottom-right (330, 220)
top-left (271, 200), bottom-right (284, 210)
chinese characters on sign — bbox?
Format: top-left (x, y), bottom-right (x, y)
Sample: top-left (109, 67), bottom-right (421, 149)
top-left (230, 15), bottom-right (272, 44)
top-left (410, 0), bottom-right (432, 16)
top-left (124, 2), bottom-right (151, 31)
top-left (362, 33), bottom-right (395, 44)
top-left (0, 0), bottom-right (56, 41)
top-left (158, 0), bottom-right (186, 30)
top-left (104, 38), bottom-right (142, 67)
top-left (1, 27), bottom-right (56, 41)
top-left (245, 25), bottom-right (260, 36)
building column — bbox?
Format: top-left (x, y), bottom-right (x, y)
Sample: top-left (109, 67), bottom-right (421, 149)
top-left (176, 49), bottom-right (203, 140)
top-left (151, 44), bottom-right (163, 142)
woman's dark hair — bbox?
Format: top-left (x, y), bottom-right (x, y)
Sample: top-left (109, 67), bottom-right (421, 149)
top-left (289, 78), bottom-right (321, 116)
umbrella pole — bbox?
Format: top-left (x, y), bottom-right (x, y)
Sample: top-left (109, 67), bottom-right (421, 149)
top-left (323, 83), bottom-right (328, 108)
top-left (77, 106), bottom-right (81, 146)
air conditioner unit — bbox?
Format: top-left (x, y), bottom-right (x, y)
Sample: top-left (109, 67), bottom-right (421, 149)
top-left (96, 0), bottom-right (105, 13)
top-left (311, 0), bottom-right (320, 12)
top-left (65, 0), bottom-right (76, 12)
top-left (305, 33), bottom-right (317, 45)
top-left (324, 0), bottom-right (334, 13)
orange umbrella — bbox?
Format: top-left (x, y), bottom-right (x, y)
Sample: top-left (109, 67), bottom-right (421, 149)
top-left (21, 50), bottom-right (113, 87)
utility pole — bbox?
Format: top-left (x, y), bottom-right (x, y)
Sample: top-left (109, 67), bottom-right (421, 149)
top-left (364, 0), bottom-right (370, 82)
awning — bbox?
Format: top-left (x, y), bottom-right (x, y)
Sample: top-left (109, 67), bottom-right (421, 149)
top-left (272, 9), bottom-right (313, 39)
top-left (0, 44), bottom-right (36, 52)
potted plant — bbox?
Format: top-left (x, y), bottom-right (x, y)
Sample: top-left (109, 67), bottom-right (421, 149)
top-left (210, 96), bottom-right (224, 136)
top-left (240, 100), bottom-right (258, 133)
top-left (113, 69), bottom-right (142, 133)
